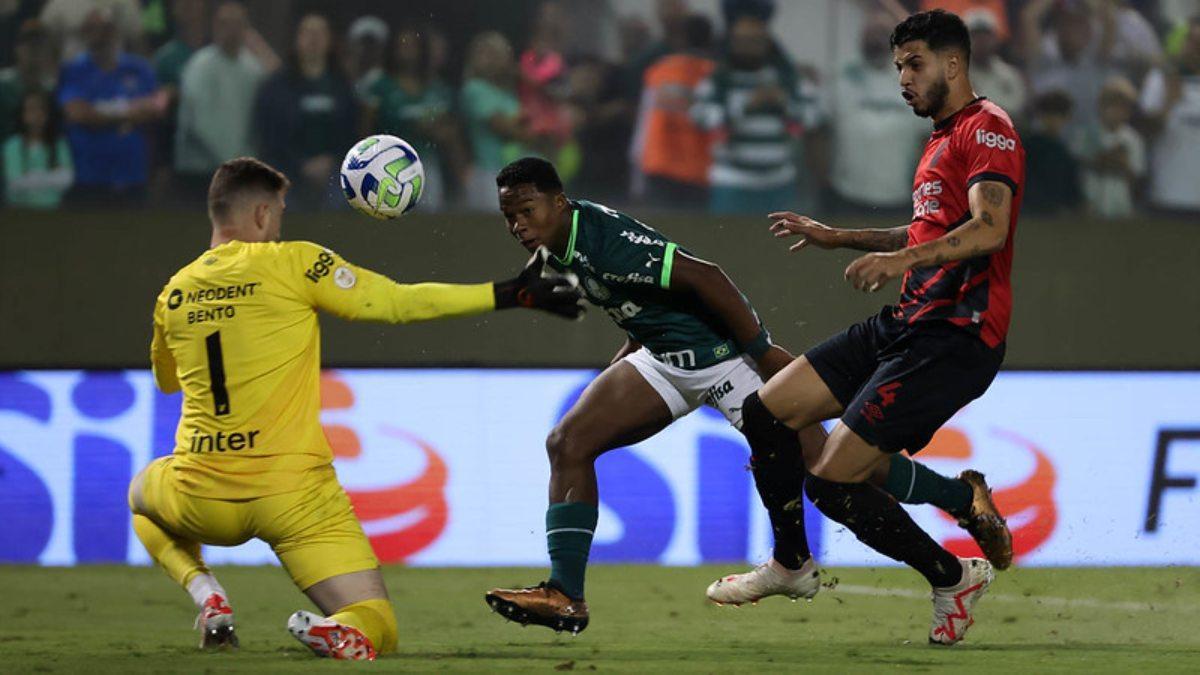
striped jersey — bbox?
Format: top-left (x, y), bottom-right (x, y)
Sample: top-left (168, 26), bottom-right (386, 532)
top-left (691, 62), bottom-right (820, 188)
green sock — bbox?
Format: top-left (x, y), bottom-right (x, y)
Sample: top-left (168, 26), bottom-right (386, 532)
top-left (884, 454), bottom-right (972, 518)
top-left (546, 502), bottom-right (598, 600)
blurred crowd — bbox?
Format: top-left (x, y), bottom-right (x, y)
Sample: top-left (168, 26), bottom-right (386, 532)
top-left (1, 0), bottom-right (1197, 217)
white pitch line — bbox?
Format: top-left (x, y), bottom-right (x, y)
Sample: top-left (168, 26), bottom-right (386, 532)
top-left (832, 584), bottom-right (1198, 614)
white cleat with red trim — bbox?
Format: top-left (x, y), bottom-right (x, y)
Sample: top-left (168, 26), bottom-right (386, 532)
top-left (929, 557), bottom-right (994, 645)
top-left (287, 610), bottom-right (377, 661)
top-left (706, 557), bottom-right (821, 606)
top-left (196, 593), bottom-right (238, 650)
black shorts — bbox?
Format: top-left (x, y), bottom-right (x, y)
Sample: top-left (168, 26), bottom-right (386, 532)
top-left (805, 307), bottom-right (1005, 454)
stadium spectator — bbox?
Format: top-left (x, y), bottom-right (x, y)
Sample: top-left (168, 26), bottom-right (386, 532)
top-left (691, 13), bottom-right (819, 214)
top-left (345, 15), bottom-right (388, 105)
top-left (0, 20), bottom-right (59, 144)
top-left (1098, 0), bottom-right (1164, 79)
top-left (1078, 75), bottom-right (1145, 218)
top-left (151, 0), bottom-right (206, 199)
top-left (154, 0), bottom-right (206, 103)
top-left (1021, 0), bottom-right (1111, 133)
top-left (1140, 14), bottom-right (1200, 213)
top-left (460, 31), bottom-right (529, 210)
top-left (3, 89), bottom-right (73, 208)
top-left (364, 27), bottom-right (463, 211)
top-left (174, 1), bottom-right (277, 200)
top-left (1022, 90), bottom-right (1083, 216)
top-left (963, 8), bottom-right (1026, 118)
top-left (564, 55), bottom-right (636, 203)
top-left (519, 2), bottom-right (573, 152)
top-left (629, 13), bottom-right (714, 208)
top-left (824, 10), bottom-right (927, 213)
top-left (254, 13), bottom-right (357, 211)
top-left (58, 7), bottom-right (164, 206)
top-left (40, 0), bottom-right (143, 61)
top-left (624, 0), bottom-right (691, 98)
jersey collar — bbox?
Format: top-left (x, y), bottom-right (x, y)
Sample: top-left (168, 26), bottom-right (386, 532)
top-left (934, 96), bottom-right (986, 132)
top-left (552, 207), bottom-right (580, 265)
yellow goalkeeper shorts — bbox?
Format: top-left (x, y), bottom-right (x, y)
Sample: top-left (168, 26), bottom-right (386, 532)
top-left (132, 456), bottom-right (379, 590)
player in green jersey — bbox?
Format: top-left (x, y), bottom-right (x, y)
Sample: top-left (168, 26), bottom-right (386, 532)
top-left (483, 158), bottom-right (1008, 634)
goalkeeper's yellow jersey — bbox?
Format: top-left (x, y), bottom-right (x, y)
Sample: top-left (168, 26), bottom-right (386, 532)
top-left (151, 239), bottom-right (494, 499)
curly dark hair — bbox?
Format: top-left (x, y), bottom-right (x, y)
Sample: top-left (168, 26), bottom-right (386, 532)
top-left (890, 9), bottom-right (971, 63)
top-left (495, 157), bottom-right (564, 193)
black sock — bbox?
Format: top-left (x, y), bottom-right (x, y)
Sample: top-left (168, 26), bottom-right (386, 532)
top-left (741, 392), bottom-right (810, 569)
top-left (805, 475), bottom-right (962, 587)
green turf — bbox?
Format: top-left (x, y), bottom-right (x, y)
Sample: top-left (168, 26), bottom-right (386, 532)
top-left (2, 565), bottom-right (1198, 673)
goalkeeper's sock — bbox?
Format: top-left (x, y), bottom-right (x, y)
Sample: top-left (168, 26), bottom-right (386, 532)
top-left (133, 514), bottom-right (220, 607)
top-left (187, 573), bottom-right (228, 609)
top-left (883, 454), bottom-right (972, 518)
top-left (546, 502), bottom-right (598, 600)
top-left (328, 598), bottom-right (398, 654)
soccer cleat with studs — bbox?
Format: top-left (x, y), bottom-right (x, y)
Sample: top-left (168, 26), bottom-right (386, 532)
top-left (929, 557), bottom-right (994, 646)
top-left (195, 593), bottom-right (238, 650)
top-left (485, 581), bottom-right (589, 635)
top-left (956, 470), bottom-right (1014, 570)
top-left (287, 610), bottom-right (377, 660)
top-left (706, 556), bottom-right (821, 606)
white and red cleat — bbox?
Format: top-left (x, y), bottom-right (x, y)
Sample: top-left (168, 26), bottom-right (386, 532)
top-left (287, 610), bottom-right (377, 661)
top-left (706, 557), bottom-right (821, 606)
top-left (929, 557), bottom-right (994, 645)
top-left (196, 593), bottom-right (238, 649)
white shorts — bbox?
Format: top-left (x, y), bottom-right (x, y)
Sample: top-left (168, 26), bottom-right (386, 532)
top-left (623, 347), bottom-right (764, 429)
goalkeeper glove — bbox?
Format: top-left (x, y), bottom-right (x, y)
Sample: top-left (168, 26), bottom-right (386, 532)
top-left (494, 247), bottom-right (586, 320)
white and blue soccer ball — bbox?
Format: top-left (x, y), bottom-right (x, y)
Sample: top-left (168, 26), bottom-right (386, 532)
top-left (340, 134), bottom-right (425, 220)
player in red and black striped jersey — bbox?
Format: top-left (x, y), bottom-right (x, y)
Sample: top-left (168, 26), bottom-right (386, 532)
top-left (749, 10), bottom-right (1020, 645)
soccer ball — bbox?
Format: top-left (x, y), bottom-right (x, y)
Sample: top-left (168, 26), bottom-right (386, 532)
top-left (339, 135), bottom-right (425, 219)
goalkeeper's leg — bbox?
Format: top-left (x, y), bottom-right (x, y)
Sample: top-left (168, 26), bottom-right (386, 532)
top-left (265, 479), bottom-right (397, 660)
top-left (129, 459), bottom-right (237, 649)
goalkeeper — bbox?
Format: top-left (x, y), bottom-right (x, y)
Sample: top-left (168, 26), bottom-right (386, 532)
top-left (127, 157), bottom-right (582, 660)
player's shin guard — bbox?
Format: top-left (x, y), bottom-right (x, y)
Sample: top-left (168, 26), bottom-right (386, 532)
top-left (328, 598), bottom-right (398, 655)
top-left (740, 392), bottom-right (811, 569)
top-left (546, 502), bottom-right (598, 599)
top-left (132, 514), bottom-right (211, 589)
top-left (805, 475), bottom-right (962, 588)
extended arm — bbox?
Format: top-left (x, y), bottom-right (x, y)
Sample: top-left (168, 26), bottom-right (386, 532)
top-left (896, 181), bottom-right (1010, 269)
top-left (668, 252), bottom-right (793, 377)
top-left (769, 211), bottom-right (909, 252)
top-left (307, 247), bottom-right (583, 323)
top-left (843, 180), bottom-right (1012, 292)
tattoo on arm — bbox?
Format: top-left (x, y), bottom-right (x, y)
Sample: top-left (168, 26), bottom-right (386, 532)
top-left (981, 211), bottom-right (995, 226)
top-left (850, 226), bottom-right (910, 252)
top-left (981, 183), bottom-right (1006, 208)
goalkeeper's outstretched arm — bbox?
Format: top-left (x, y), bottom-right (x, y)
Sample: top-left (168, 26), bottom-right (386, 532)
top-left (302, 246), bottom-right (584, 324)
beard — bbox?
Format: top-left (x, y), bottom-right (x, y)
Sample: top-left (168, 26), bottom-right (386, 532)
top-left (912, 77), bottom-right (949, 118)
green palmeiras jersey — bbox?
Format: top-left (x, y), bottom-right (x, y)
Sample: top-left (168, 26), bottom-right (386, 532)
top-left (547, 200), bottom-right (754, 370)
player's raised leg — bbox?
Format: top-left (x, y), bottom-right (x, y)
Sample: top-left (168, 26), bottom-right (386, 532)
top-left (128, 459), bottom-right (237, 650)
top-left (765, 351), bottom-right (1011, 569)
top-left (803, 421), bottom-right (992, 645)
top-left (486, 360), bottom-right (673, 633)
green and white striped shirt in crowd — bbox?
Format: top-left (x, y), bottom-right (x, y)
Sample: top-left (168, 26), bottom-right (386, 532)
top-left (690, 64), bottom-right (821, 189)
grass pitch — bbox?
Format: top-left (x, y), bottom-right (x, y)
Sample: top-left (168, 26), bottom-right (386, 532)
top-left (3, 565), bottom-right (1198, 673)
